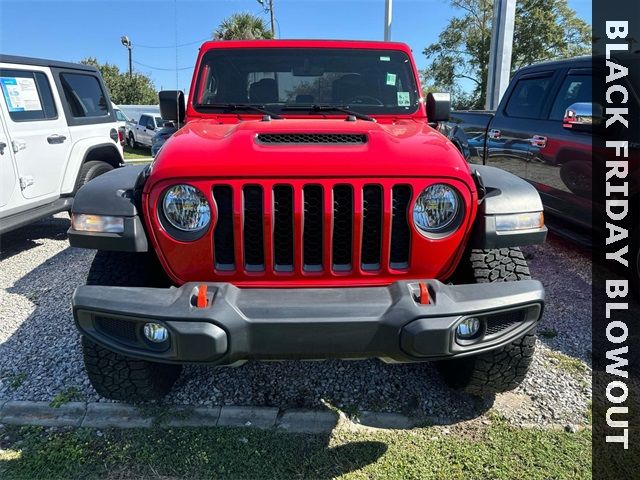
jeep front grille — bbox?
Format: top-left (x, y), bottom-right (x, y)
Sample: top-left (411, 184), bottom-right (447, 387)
top-left (210, 182), bottom-right (412, 275)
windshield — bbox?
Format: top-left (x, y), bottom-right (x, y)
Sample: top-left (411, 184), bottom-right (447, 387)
top-left (115, 109), bottom-right (128, 122)
top-left (155, 117), bottom-right (164, 127)
top-left (194, 48), bottom-right (420, 115)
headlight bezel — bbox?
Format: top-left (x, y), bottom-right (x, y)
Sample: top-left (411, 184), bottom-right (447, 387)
top-left (412, 183), bottom-right (465, 239)
top-left (159, 184), bottom-right (213, 241)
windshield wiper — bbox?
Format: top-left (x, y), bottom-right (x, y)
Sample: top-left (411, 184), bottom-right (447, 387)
top-left (195, 103), bottom-right (283, 119)
top-left (281, 104), bottom-right (374, 122)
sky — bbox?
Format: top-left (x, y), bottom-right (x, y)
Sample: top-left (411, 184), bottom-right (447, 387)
top-left (0, 0), bottom-right (592, 94)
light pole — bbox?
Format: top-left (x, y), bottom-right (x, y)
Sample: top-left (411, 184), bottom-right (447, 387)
top-left (485, 0), bottom-right (516, 110)
top-left (258, 0), bottom-right (276, 38)
top-left (384, 0), bottom-right (392, 41)
top-left (121, 35), bottom-right (133, 77)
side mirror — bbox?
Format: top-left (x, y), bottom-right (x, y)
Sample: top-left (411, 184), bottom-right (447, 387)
top-left (563, 102), bottom-right (603, 132)
top-left (159, 90), bottom-right (185, 123)
top-left (147, 123), bottom-right (155, 131)
top-left (426, 92), bottom-right (451, 123)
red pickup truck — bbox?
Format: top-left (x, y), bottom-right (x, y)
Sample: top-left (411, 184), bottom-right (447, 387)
top-left (67, 40), bottom-right (547, 401)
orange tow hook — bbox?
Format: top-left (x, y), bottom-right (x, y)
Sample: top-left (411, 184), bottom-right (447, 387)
top-left (418, 282), bottom-right (430, 305)
top-left (197, 284), bottom-right (208, 308)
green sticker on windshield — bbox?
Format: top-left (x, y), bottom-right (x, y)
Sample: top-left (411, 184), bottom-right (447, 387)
top-left (386, 73), bottom-right (396, 86)
top-left (397, 91), bottom-right (410, 106)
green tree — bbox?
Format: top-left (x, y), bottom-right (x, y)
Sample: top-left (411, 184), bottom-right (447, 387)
top-left (423, 0), bottom-right (590, 109)
top-left (213, 12), bottom-right (273, 40)
top-left (80, 57), bottom-right (157, 104)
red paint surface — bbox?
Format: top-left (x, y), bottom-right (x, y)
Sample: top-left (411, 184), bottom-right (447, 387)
top-left (144, 40), bottom-right (478, 287)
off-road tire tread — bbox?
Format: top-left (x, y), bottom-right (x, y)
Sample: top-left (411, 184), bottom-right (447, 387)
top-left (82, 250), bottom-right (177, 401)
top-left (82, 337), bottom-right (181, 401)
top-left (87, 250), bottom-right (170, 288)
top-left (469, 247), bottom-right (531, 283)
top-left (436, 331), bottom-right (536, 395)
top-left (437, 247), bottom-right (536, 395)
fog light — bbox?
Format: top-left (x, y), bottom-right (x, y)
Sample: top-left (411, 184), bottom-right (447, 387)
top-left (143, 323), bottom-right (168, 343)
top-left (456, 317), bottom-right (480, 339)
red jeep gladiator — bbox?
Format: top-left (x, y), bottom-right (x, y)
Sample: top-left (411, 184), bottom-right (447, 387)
top-left (68, 40), bottom-right (547, 401)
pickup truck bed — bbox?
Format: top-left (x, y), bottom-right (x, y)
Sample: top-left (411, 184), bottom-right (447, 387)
top-left (440, 56), bottom-right (595, 232)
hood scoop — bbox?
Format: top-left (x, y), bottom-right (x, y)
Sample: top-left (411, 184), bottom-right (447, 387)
top-left (256, 133), bottom-right (367, 145)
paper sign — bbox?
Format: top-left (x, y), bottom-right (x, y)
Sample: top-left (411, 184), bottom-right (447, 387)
top-left (386, 73), bottom-right (397, 86)
top-left (0, 77), bottom-right (42, 112)
top-left (397, 91), bottom-right (410, 107)
top-left (379, 56), bottom-right (391, 62)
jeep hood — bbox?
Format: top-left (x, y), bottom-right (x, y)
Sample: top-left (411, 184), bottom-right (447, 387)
top-left (147, 118), bottom-right (471, 186)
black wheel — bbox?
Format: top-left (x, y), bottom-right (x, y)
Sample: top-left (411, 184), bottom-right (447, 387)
top-left (128, 132), bottom-right (137, 149)
top-left (72, 160), bottom-right (113, 195)
top-left (81, 251), bottom-right (180, 401)
top-left (435, 247), bottom-right (537, 395)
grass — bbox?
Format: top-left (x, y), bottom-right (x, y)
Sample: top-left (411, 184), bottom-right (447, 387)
top-left (544, 350), bottom-right (589, 378)
top-left (0, 421), bottom-right (591, 479)
top-left (8, 373), bottom-right (27, 390)
top-left (49, 387), bottom-right (79, 408)
top-left (123, 146), bottom-right (151, 160)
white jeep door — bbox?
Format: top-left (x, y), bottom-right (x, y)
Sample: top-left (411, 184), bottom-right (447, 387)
top-left (0, 65), bottom-right (71, 201)
top-left (0, 107), bottom-right (17, 207)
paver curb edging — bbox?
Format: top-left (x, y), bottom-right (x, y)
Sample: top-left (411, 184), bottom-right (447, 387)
top-left (0, 401), bottom-right (419, 433)
top-left (0, 401), bottom-right (86, 427)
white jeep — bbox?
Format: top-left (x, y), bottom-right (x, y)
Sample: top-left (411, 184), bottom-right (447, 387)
top-left (0, 55), bottom-right (124, 234)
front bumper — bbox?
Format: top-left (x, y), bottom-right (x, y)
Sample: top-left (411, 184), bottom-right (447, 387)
top-left (72, 280), bottom-right (544, 365)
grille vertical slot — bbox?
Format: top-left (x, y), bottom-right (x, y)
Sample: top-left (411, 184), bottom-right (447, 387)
top-left (243, 185), bottom-right (265, 271)
top-left (273, 185), bottom-right (294, 272)
top-left (332, 185), bottom-right (353, 271)
top-left (212, 185), bottom-right (235, 270)
top-left (361, 185), bottom-right (383, 270)
top-left (390, 185), bottom-right (411, 269)
top-left (303, 185), bottom-right (323, 271)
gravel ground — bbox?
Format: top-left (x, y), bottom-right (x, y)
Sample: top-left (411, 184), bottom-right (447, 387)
top-left (0, 214), bottom-right (592, 428)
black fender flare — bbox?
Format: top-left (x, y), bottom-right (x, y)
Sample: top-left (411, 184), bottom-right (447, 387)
top-left (469, 165), bottom-right (547, 249)
top-left (68, 165), bottom-right (149, 252)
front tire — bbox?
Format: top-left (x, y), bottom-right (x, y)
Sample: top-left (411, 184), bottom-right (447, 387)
top-left (82, 336), bottom-right (181, 402)
top-left (128, 132), bottom-right (137, 149)
top-left (436, 248), bottom-right (537, 395)
top-left (81, 251), bottom-right (180, 401)
top-left (72, 160), bottom-right (113, 196)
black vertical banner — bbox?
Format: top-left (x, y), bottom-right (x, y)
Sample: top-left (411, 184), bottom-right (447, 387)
top-left (592, 1), bottom-right (640, 477)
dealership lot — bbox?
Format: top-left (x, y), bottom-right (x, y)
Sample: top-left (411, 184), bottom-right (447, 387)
top-left (0, 214), bottom-right (590, 428)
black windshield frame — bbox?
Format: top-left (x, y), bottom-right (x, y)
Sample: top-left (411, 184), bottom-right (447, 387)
top-left (192, 47), bottom-right (421, 116)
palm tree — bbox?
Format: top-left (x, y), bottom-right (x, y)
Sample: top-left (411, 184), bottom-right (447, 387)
top-left (213, 13), bottom-right (273, 40)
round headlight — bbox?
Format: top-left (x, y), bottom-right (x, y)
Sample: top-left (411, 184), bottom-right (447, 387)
top-left (162, 185), bottom-right (211, 232)
top-left (413, 184), bottom-right (461, 235)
